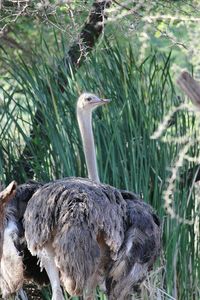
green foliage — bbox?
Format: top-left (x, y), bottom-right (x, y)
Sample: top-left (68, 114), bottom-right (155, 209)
top-left (1, 0), bottom-right (200, 76)
top-left (0, 41), bottom-right (199, 299)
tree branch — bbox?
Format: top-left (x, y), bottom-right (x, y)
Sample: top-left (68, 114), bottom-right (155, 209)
top-left (65, 0), bottom-right (112, 69)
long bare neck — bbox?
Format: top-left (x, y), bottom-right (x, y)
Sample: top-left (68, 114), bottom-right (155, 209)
top-left (77, 108), bottom-right (100, 183)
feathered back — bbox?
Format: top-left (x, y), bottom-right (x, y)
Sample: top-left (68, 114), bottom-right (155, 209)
top-left (24, 177), bottom-right (127, 292)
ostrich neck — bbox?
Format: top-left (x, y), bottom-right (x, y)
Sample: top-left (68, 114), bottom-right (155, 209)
top-left (77, 109), bottom-right (100, 183)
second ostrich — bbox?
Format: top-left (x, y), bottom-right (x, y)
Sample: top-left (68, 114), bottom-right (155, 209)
top-left (23, 93), bottom-right (161, 300)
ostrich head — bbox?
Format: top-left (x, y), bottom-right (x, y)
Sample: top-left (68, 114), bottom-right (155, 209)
top-left (77, 93), bottom-right (110, 112)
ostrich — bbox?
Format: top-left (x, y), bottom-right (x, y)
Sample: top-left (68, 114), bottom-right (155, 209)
top-left (0, 181), bottom-right (35, 300)
top-left (0, 181), bottom-right (27, 299)
top-left (23, 93), bottom-right (161, 300)
top-left (1, 93), bottom-right (160, 300)
top-left (0, 180), bottom-right (49, 298)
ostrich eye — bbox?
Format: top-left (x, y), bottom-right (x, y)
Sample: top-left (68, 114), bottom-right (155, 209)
top-left (87, 97), bottom-right (92, 102)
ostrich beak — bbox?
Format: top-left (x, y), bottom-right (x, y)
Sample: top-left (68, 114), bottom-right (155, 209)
top-left (89, 97), bottom-right (111, 108)
top-left (101, 98), bottom-right (111, 104)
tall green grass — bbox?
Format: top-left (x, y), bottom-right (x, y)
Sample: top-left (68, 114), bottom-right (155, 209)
top-left (0, 41), bottom-right (199, 300)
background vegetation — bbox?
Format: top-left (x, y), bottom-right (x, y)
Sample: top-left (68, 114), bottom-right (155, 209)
top-left (0, 1), bottom-right (200, 299)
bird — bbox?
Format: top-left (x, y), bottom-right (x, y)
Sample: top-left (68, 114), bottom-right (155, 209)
top-left (23, 93), bottom-right (161, 300)
top-left (0, 180), bottom-right (49, 299)
top-left (0, 181), bottom-right (30, 300)
top-left (1, 93), bottom-right (161, 300)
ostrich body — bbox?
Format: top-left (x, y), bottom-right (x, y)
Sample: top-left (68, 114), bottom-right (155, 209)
top-left (24, 177), bottom-right (160, 300)
top-left (1, 93), bottom-right (160, 300)
top-left (0, 181), bottom-right (49, 298)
